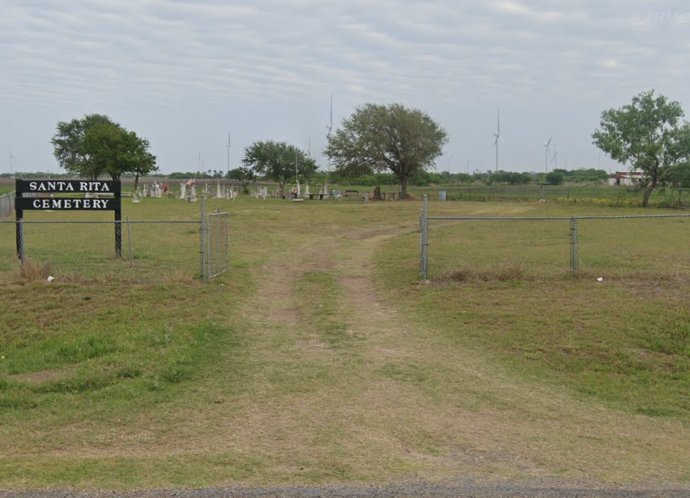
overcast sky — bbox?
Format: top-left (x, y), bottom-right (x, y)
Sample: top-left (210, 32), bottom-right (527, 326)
top-left (2, 0), bottom-right (690, 175)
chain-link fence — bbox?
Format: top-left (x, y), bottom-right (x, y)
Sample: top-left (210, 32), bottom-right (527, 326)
top-left (0, 193), bottom-right (14, 218)
top-left (201, 210), bottom-right (230, 280)
top-left (417, 184), bottom-right (690, 208)
top-left (0, 198), bottom-right (230, 284)
top-left (419, 195), bottom-right (690, 281)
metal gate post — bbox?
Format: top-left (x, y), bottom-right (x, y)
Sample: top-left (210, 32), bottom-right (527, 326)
top-left (420, 194), bottom-right (429, 280)
top-left (200, 195), bottom-right (207, 280)
top-left (570, 217), bottom-right (578, 276)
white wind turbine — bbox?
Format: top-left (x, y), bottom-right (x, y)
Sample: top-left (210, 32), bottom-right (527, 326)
top-left (543, 136), bottom-right (553, 174)
top-left (493, 110), bottom-right (503, 173)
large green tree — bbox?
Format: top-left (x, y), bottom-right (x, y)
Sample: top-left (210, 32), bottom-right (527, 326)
top-left (52, 114), bottom-right (157, 187)
top-left (242, 141), bottom-right (317, 194)
top-left (592, 90), bottom-right (690, 206)
top-left (325, 103), bottom-right (448, 198)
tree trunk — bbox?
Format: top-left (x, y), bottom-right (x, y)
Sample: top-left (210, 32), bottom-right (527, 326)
top-left (642, 164), bottom-right (659, 207)
top-left (642, 184), bottom-right (654, 207)
top-left (134, 173), bottom-right (140, 192)
top-left (400, 176), bottom-right (409, 199)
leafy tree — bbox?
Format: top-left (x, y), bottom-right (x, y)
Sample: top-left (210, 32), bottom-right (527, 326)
top-left (666, 162), bottom-right (690, 188)
top-left (570, 168), bottom-right (609, 183)
top-left (545, 171), bottom-right (565, 185)
top-left (242, 141), bottom-right (317, 194)
top-left (325, 103), bottom-right (448, 198)
top-left (228, 166), bottom-right (256, 193)
top-left (489, 170), bottom-right (532, 185)
top-left (52, 114), bottom-right (157, 187)
top-left (592, 90), bottom-right (690, 206)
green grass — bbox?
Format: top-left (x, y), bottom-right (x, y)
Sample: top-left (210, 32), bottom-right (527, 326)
top-left (377, 201), bottom-right (690, 419)
top-left (295, 271), bottom-right (351, 346)
top-left (1, 195), bottom-right (689, 488)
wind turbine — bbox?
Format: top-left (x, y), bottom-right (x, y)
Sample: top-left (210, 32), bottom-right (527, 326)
top-left (493, 110), bottom-right (502, 173)
top-left (8, 148), bottom-right (14, 177)
top-left (543, 136), bottom-right (552, 174)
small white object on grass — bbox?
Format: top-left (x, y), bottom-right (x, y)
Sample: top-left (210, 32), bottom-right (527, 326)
top-left (47, 275), bottom-right (55, 282)
top-left (596, 277), bottom-right (603, 282)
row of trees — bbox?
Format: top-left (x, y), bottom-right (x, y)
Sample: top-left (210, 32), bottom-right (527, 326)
top-left (231, 104), bottom-right (446, 198)
top-left (51, 91), bottom-right (690, 206)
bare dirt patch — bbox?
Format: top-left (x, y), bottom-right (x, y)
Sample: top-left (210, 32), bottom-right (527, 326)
top-left (10, 367), bottom-right (76, 384)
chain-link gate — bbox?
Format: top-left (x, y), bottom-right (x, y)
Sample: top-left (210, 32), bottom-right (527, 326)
top-left (201, 207), bottom-right (230, 280)
top-left (0, 193), bottom-right (14, 218)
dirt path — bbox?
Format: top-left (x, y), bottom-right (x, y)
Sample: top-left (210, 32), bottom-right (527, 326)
top-left (183, 222), bottom-right (687, 493)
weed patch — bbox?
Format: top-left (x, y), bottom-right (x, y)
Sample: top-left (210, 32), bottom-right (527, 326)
top-left (19, 259), bottom-right (52, 281)
top-left (444, 266), bottom-right (528, 282)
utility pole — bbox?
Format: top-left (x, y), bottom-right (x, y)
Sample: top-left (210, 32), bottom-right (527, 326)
top-left (226, 132), bottom-right (231, 177)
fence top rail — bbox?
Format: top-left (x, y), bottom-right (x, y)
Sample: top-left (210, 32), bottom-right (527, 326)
top-left (0, 219), bottom-right (200, 224)
top-left (426, 213), bottom-right (690, 222)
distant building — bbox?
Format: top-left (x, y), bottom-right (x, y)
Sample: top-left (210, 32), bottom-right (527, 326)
top-left (608, 171), bottom-right (645, 186)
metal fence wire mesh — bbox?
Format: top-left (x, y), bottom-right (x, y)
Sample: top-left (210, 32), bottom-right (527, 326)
top-left (418, 196), bottom-right (690, 281)
top-left (1, 194), bottom-right (232, 284)
top-left (203, 211), bottom-right (230, 280)
top-left (0, 193), bottom-right (14, 218)
top-left (0, 218), bottom-right (203, 284)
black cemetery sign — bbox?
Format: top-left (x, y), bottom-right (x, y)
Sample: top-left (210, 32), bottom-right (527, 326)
top-left (15, 179), bottom-right (122, 258)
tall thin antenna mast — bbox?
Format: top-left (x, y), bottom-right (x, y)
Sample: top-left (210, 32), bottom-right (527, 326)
top-left (226, 132), bottom-right (231, 176)
top-left (326, 94), bottom-right (333, 140)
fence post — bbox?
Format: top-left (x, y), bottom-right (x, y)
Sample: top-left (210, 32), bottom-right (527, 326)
top-left (570, 217), bottom-right (578, 276)
top-left (17, 218), bottom-right (24, 263)
top-left (200, 195), bottom-right (207, 280)
top-left (419, 194), bottom-right (429, 280)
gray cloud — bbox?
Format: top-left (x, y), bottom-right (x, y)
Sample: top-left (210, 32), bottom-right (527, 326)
top-left (1, 0), bottom-right (690, 173)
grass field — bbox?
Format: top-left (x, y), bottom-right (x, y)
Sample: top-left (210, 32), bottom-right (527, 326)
top-left (0, 196), bottom-right (689, 489)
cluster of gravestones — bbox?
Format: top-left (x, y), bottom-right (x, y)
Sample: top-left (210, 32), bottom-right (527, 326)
top-left (179, 182), bottom-right (197, 202)
top-left (132, 180), bottom-right (382, 203)
top-left (250, 187), bottom-right (269, 200)
top-left (133, 182), bottom-right (168, 202)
